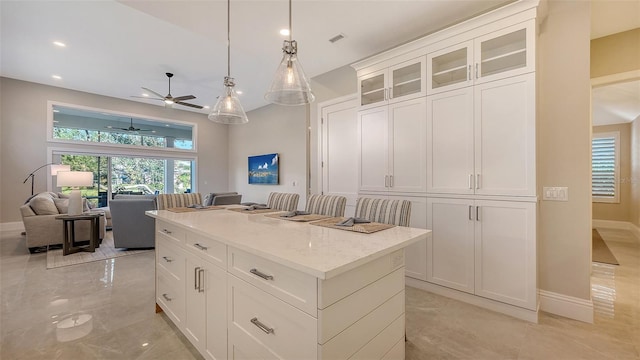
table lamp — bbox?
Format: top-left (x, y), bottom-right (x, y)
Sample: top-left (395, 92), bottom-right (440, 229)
top-left (56, 171), bottom-right (93, 215)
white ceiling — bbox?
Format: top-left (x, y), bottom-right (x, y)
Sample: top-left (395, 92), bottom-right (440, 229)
top-left (2, 1), bottom-right (638, 118)
top-left (0, 0), bottom-right (510, 113)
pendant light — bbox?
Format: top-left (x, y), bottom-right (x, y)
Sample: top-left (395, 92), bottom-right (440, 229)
top-left (264, 0), bottom-right (315, 106)
top-left (208, 0), bottom-right (248, 124)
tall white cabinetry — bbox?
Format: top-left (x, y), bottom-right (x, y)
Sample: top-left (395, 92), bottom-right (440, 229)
top-left (352, 1), bottom-right (541, 321)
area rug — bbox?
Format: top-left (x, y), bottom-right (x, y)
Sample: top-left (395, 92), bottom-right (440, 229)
top-left (47, 232), bottom-right (151, 269)
top-left (592, 229), bottom-right (619, 265)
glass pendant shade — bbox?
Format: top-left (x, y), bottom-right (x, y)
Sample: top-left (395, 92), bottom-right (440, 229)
top-left (208, 77), bottom-right (248, 124)
top-left (265, 40), bottom-right (315, 106)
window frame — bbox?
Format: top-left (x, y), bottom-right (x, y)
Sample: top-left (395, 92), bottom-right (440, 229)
top-left (592, 131), bottom-right (620, 203)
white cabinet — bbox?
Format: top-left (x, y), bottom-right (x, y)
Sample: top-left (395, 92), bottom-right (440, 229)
top-left (358, 97), bottom-right (427, 194)
top-left (426, 198), bottom-right (537, 310)
top-left (359, 57), bottom-right (426, 110)
top-left (427, 73), bottom-right (535, 196)
top-left (427, 21), bottom-right (535, 95)
top-left (185, 252), bottom-right (227, 360)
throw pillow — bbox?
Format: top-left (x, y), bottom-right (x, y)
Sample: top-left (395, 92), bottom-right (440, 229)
top-left (53, 198), bottom-right (69, 214)
top-left (57, 192), bottom-right (70, 199)
top-left (29, 196), bottom-right (59, 215)
top-left (203, 193), bottom-right (213, 207)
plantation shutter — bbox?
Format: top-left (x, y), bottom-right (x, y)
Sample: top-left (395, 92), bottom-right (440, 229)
top-left (592, 136), bottom-right (616, 198)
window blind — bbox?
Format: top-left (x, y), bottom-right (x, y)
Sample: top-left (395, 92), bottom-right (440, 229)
top-left (592, 136), bottom-right (616, 198)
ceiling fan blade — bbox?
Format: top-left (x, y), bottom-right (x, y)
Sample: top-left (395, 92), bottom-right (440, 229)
top-left (175, 101), bottom-right (203, 109)
top-left (141, 87), bottom-right (166, 99)
top-left (173, 95), bottom-right (196, 101)
top-left (131, 95), bottom-right (164, 101)
top-left (136, 129), bottom-right (153, 131)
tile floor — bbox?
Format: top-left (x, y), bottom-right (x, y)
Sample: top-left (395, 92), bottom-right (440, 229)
top-left (1, 227), bottom-right (638, 359)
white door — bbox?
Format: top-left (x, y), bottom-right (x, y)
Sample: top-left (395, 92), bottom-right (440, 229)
top-left (358, 106), bottom-right (389, 193)
top-left (204, 262), bottom-right (227, 360)
top-left (388, 97), bottom-right (427, 193)
top-left (474, 73), bottom-right (536, 196)
top-left (426, 197), bottom-right (475, 294)
top-left (474, 200), bottom-right (536, 310)
top-left (426, 88), bottom-right (474, 194)
top-left (321, 96), bottom-right (359, 216)
top-left (185, 253), bottom-right (206, 353)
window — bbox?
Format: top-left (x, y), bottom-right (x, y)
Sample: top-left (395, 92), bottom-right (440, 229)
top-left (592, 132), bottom-right (619, 203)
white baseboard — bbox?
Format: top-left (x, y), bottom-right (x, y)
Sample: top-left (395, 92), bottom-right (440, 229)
top-left (406, 277), bottom-right (539, 323)
top-left (538, 289), bottom-right (593, 323)
top-left (0, 221), bottom-right (25, 232)
top-left (593, 220), bottom-right (640, 241)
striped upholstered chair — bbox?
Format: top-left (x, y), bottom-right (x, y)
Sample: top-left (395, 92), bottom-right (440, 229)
top-left (156, 193), bottom-right (203, 210)
top-left (354, 197), bottom-right (412, 227)
top-left (266, 192), bottom-right (300, 211)
top-left (305, 194), bottom-right (347, 217)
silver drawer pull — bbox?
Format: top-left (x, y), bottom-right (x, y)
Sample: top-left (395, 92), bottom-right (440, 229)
top-left (194, 243), bottom-right (208, 251)
top-left (251, 317), bottom-right (274, 334)
top-left (162, 229), bottom-right (172, 234)
top-left (250, 268), bottom-right (274, 281)
top-left (162, 293), bottom-right (172, 302)
top-left (162, 256), bottom-right (173, 263)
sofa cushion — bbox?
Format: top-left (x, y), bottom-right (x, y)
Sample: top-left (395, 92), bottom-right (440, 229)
top-left (53, 198), bottom-right (69, 214)
top-left (29, 195), bottom-right (59, 215)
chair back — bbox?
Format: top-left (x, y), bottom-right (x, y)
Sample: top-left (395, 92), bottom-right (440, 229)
top-left (156, 193), bottom-right (202, 210)
top-left (305, 194), bottom-right (347, 217)
top-left (266, 192), bottom-right (300, 211)
top-left (354, 197), bottom-right (412, 227)
top-left (212, 193), bottom-right (243, 205)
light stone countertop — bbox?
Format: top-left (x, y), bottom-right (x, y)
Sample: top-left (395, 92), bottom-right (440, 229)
top-left (146, 209), bottom-right (429, 280)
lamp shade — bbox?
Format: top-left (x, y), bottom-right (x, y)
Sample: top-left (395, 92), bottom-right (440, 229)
top-left (56, 171), bottom-right (93, 187)
top-left (265, 41), bottom-right (315, 106)
top-left (50, 164), bottom-right (71, 176)
top-left (208, 77), bottom-right (249, 125)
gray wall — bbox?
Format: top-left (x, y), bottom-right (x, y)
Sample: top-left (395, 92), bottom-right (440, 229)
top-left (0, 77), bottom-right (228, 223)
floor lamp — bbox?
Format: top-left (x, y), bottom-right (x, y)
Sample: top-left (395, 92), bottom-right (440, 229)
top-left (56, 171), bottom-right (93, 215)
top-left (23, 163), bottom-right (71, 196)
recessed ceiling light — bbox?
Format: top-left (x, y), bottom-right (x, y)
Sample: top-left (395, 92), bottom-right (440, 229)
top-left (52, 75), bottom-right (62, 80)
top-left (236, 90), bottom-right (243, 95)
top-left (53, 41), bottom-right (66, 47)
top-left (280, 29), bottom-right (290, 36)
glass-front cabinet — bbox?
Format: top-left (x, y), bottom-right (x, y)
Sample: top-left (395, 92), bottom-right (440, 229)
top-left (427, 21), bottom-right (534, 95)
top-left (359, 57), bottom-right (425, 109)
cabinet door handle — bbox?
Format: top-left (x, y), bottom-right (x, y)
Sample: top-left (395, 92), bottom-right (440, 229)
top-left (162, 256), bottom-right (172, 263)
top-left (476, 206), bottom-right (480, 221)
top-left (162, 229), bottom-right (172, 235)
top-left (468, 65), bottom-right (471, 81)
top-left (383, 88), bottom-right (388, 101)
top-left (468, 174), bottom-right (473, 189)
top-left (389, 87), bottom-right (393, 99)
top-left (476, 174), bottom-right (480, 189)
top-left (162, 293), bottom-right (172, 302)
top-left (194, 266), bottom-right (200, 290)
top-left (194, 243), bottom-right (208, 251)
top-left (198, 269), bottom-right (205, 293)
top-left (251, 317), bottom-right (275, 335)
top-left (250, 268), bottom-right (274, 281)
top-left (475, 63), bottom-right (479, 79)
top-left (469, 205), bottom-right (473, 221)
top-left (385, 175), bottom-right (389, 187)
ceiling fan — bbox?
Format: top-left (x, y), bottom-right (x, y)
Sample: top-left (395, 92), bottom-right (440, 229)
top-left (133, 73), bottom-right (203, 109)
top-left (107, 118), bottom-right (152, 132)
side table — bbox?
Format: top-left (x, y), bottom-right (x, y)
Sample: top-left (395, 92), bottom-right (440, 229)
top-left (55, 213), bottom-right (103, 256)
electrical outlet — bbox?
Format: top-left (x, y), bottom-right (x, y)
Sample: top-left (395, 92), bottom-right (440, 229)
top-left (543, 187), bottom-right (568, 201)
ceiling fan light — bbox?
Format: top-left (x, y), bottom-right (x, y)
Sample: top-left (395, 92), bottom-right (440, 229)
top-left (265, 41), bottom-right (315, 106)
top-left (164, 99), bottom-right (174, 105)
top-left (208, 77), bottom-right (248, 125)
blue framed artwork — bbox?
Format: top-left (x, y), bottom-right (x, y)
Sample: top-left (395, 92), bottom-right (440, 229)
top-left (248, 153), bottom-right (279, 185)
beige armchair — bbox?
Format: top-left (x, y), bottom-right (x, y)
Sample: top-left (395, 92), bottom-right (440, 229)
top-left (20, 192), bottom-right (105, 253)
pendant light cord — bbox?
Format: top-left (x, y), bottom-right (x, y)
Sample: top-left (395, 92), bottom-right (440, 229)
top-left (227, 0), bottom-right (231, 78)
top-left (288, 0), bottom-right (292, 42)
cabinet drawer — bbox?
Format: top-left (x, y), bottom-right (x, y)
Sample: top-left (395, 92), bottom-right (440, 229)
top-left (156, 221), bottom-right (185, 244)
top-left (157, 268), bottom-right (185, 327)
top-left (156, 237), bottom-right (185, 281)
top-left (228, 275), bottom-right (317, 360)
top-left (186, 232), bottom-right (226, 269)
top-left (228, 247), bottom-right (317, 316)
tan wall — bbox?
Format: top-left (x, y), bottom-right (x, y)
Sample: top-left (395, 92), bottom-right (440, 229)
top-left (0, 77), bottom-right (229, 223)
top-left (631, 117), bottom-right (640, 227)
top-left (592, 123), bottom-right (632, 221)
top-left (538, 0), bottom-right (592, 300)
top-left (591, 28), bottom-right (640, 78)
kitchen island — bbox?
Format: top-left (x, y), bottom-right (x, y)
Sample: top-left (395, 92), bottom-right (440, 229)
top-left (147, 208), bottom-right (429, 360)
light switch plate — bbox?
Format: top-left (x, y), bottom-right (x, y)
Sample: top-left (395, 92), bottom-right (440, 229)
top-left (543, 187), bottom-right (568, 201)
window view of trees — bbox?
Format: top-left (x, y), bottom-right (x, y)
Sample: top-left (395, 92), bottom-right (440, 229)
top-left (54, 128), bottom-right (167, 148)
